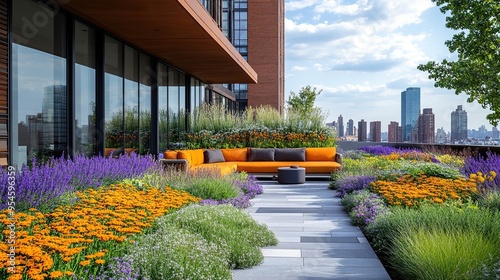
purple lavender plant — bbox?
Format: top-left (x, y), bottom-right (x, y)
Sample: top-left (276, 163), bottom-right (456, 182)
top-left (0, 154), bottom-right (156, 211)
top-left (349, 193), bottom-right (388, 228)
top-left (334, 175), bottom-right (377, 198)
top-left (461, 151), bottom-right (500, 191)
top-left (360, 146), bottom-right (422, 156)
top-left (89, 257), bottom-right (140, 280)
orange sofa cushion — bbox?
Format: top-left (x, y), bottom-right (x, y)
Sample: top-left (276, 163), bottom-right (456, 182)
top-left (164, 150), bottom-right (178, 159)
top-left (221, 148), bottom-right (248, 162)
top-left (177, 149), bottom-right (204, 167)
top-left (306, 147), bottom-right (336, 161)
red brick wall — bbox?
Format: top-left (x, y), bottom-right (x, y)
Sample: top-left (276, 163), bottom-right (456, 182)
top-left (248, 0), bottom-right (285, 114)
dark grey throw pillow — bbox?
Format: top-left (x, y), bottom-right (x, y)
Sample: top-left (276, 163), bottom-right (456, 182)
top-left (204, 149), bottom-right (226, 163)
top-left (248, 148), bottom-right (275, 161)
top-left (274, 148), bottom-right (306, 161)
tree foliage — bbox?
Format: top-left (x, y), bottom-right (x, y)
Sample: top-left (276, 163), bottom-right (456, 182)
top-left (417, 0), bottom-right (500, 126)
top-left (287, 85), bottom-right (322, 116)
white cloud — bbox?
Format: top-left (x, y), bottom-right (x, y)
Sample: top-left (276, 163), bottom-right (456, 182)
top-left (292, 66), bottom-right (308, 71)
top-left (286, 0), bottom-right (323, 11)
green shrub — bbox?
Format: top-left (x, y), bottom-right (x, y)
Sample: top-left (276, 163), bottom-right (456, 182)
top-left (390, 229), bottom-right (500, 280)
top-left (399, 162), bottom-right (463, 179)
top-left (156, 205), bottom-right (278, 269)
top-left (125, 227), bottom-right (232, 280)
top-left (183, 178), bottom-right (241, 200)
top-left (140, 167), bottom-right (242, 200)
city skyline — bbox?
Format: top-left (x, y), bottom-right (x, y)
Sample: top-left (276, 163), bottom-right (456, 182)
top-left (285, 0), bottom-right (496, 131)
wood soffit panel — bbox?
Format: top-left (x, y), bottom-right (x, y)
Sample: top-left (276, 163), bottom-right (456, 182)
top-left (56, 0), bottom-right (257, 84)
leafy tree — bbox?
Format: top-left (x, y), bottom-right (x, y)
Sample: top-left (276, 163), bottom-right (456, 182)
top-left (417, 0), bottom-right (500, 126)
top-left (287, 85), bottom-right (322, 116)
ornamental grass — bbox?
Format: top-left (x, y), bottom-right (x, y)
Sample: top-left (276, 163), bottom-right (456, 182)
top-left (185, 104), bottom-right (335, 149)
top-left (0, 183), bottom-right (199, 280)
top-left (369, 174), bottom-right (478, 207)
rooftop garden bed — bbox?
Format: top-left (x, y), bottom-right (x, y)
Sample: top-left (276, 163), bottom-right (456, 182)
top-left (0, 154), bottom-right (275, 280)
top-left (331, 146), bottom-right (500, 280)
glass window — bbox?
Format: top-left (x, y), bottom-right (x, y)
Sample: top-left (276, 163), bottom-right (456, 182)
top-left (104, 36), bottom-right (124, 154)
top-left (74, 21), bottom-right (96, 156)
top-left (124, 46), bottom-right (139, 152)
top-left (168, 68), bottom-right (180, 147)
top-left (11, 0), bottom-right (67, 166)
top-left (139, 54), bottom-right (152, 155)
top-left (178, 73), bottom-right (186, 141)
top-left (158, 64), bottom-right (169, 151)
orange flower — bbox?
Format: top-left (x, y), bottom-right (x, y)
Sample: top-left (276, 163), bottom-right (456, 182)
top-left (49, 271), bottom-right (63, 279)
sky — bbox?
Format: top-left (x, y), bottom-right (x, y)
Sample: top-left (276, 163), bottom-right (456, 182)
top-left (284, 0), bottom-right (497, 133)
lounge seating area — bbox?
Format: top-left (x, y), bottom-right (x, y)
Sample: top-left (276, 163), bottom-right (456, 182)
top-left (162, 147), bottom-right (342, 176)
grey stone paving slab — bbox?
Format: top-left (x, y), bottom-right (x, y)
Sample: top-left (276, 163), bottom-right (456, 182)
top-left (301, 249), bottom-right (378, 258)
top-left (266, 242), bottom-right (375, 250)
top-left (256, 207), bottom-right (344, 214)
top-left (232, 181), bottom-right (391, 280)
top-left (300, 236), bottom-right (360, 243)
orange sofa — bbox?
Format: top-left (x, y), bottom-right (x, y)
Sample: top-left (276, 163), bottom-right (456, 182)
top-left (162, 147), bottom-right (342, 176)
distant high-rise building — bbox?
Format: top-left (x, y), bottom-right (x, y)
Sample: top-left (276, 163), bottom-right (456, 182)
top-left (346, 119), bottom-right (354, 136)
top-left (417, 108), bottom-right (435, 143)
top-left (451, 105), bottom-right (468, 143)
top-left (492, 127), bottom-right (500, 139)
top-left (358, 119), bottom-right (367, 142)
top-left (401, 87), bottom-right (421, 141)
top-left (337, 115), bottom-right (344, 137)
top-left (388, 121), bottom-right (399, 142)
top-left (370, 121), bottom-right (381, 142)
top-left (436, 127), bottom-right (448, 143)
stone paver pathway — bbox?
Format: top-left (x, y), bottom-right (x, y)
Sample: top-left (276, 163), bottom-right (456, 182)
top-left (233, 181), bottom-right (391, 280)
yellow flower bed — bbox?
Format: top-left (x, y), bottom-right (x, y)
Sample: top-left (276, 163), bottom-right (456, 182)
top-left (370, 174), bottom-right (478, 207)
top-left (380, 152), bottom-right (435, 162)
top-left (0, 183), bottom-right (200, 279)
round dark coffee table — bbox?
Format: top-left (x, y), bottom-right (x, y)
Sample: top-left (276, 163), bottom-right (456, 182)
top-left (277, 166), bottom-right (305, 184)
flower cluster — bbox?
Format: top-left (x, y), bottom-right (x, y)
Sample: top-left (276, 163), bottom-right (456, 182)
top-left (470, 171), bottom-right (497, 193)
top-left (369, 174), bottom-right (478, 206)
top-left (0, 183), bottom-right (199, 279)
top-left (361, 146), bottom-right (437, 162)
top-left (350, 193), bottom-right (389, 227)
top-left (334, 175), bottom-right (377, 198)
top-left (0, 154), bottom-right (156, 211)
top-left (461, 152), bottom-right (500, 192)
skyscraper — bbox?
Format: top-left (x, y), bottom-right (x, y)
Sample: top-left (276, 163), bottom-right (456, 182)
top-left (347, 119), bottom-right (354, 136)
top-left (337, 115), bottom-right (344, 137)
top-left (417, 108), bottom-right (435, 143)
top-left (451, 105), bottom-right (468, 143)
top-left (370, 121), bottom-right (381, 142)
top-left (401, 87), bottom-right (421, 142)
top-left (358, 119), bottom-right (367, 142)
top-left (388, 121), bottom-right (400, 142)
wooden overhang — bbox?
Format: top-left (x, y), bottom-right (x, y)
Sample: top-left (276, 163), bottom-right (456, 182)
top-left (56, 0), bottom-right (258, 84)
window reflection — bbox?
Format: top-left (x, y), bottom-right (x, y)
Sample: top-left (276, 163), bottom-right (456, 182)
top-left (11, 0), bottom-right (67, 166)
top-left (139, 54), bottom-right (152, 155)
top-left (104, 36), bottom-right (124, 156)
top-left (74, 21), bottom-right (96, 156)
top-left (124, 46), bottom-right (139, 153)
